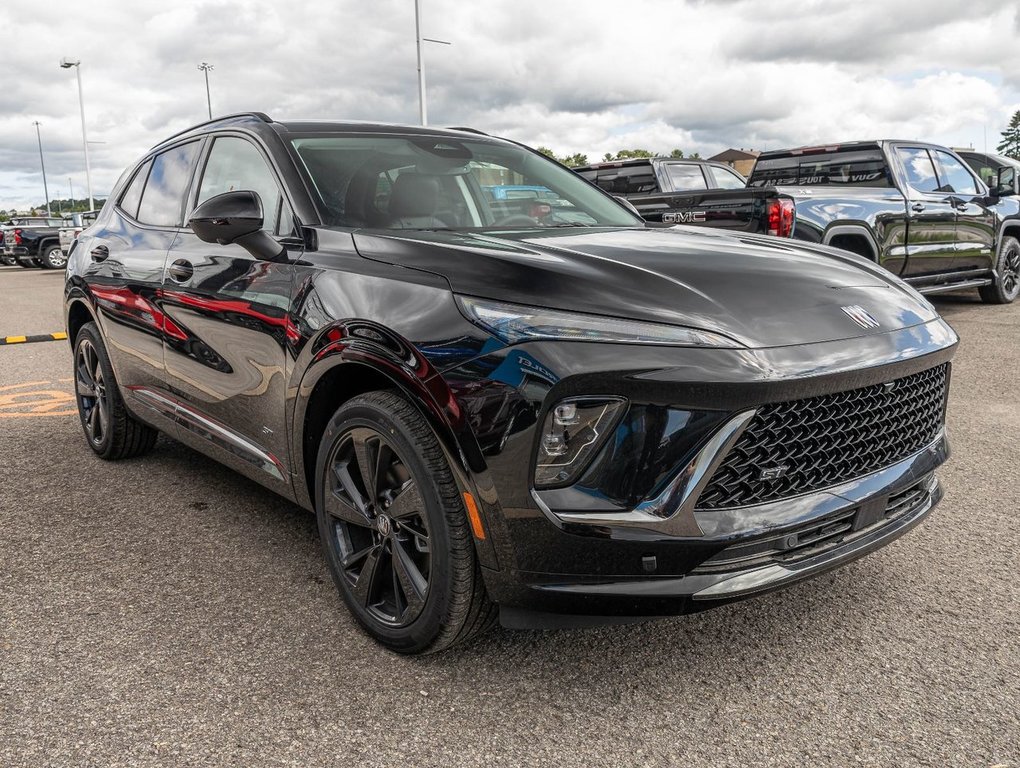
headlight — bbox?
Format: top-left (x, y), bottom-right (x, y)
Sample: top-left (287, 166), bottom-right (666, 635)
top-left (535, 397), bottom-right (625, 488)
top-left (457, 296), bottom-right (742, 348)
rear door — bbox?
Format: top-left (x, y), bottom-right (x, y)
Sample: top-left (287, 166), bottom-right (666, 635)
top-left (160, 133), bottom-right (301, 496)
top-left (930, 148), bottom-right (995, 273)
top-left (890, 145), bottom-right (959, 278)
top-left (81, 141), bottom-right (203, 435)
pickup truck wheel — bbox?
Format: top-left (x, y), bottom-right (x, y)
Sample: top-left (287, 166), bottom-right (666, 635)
top-left (315, 391), bottom-right (496, 654)
top-left (15, 259), bottom-right (36, 268)
top-left (73, 323), bottom-right (158, 460)
top-left (980, 236), bottom-right (1020, 305)
top-left (39, 244), bottom-right (67, 270)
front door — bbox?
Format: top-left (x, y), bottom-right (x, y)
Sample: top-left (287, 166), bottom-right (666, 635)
top-left (930, 149), bottom-right (996, 273)
top-left (892, 146), bottom-right (959, 278)
top-left (160, 134), bottom-right (302, 496)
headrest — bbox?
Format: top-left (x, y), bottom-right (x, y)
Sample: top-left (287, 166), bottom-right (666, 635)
top-left (389, 173), bottom-right (441, 218)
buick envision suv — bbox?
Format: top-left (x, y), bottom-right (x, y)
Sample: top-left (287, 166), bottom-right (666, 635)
top-left (65, 113), bottom-right (957, 652)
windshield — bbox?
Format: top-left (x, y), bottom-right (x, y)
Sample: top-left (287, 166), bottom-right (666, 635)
top-left (289, 134), bottom-right (643, 230)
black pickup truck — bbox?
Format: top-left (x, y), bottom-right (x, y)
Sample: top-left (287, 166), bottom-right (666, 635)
top-left (574, 157), bottom-right (796, 237)
top-left (747, 141), bottom-right (1020, 303)
top-left (3, 216), bottom-right (65, 269)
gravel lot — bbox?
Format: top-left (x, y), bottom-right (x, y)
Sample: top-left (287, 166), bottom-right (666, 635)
top-left (1, 264), bottom-right (1018, 767)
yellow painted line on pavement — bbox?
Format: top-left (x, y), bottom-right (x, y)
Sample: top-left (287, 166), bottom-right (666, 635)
top-left (0, 331), bottom-right (67, 345)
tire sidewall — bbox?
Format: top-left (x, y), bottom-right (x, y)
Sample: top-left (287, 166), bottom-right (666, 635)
top-left (74, 324), bottom-right (114, 456)
top-left (314, 398), bottom-right (455, 653)
top-left (996, 236), bottom-right (1020, 303)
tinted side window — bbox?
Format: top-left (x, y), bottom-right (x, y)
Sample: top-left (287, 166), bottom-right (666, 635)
top-left (708, 165), bottom-right (746, 189)
top-left (595, 165), bottom-right (658, 197)
top-left (198, 136), bottom-right (284, 233)
top-left (119, 159), bottom-right (152, 219)
top-left (933, 150), bottom-right (978, 195)
top-left (895, 147), bottom-right (940, 193)
top-left (960, 155), bottom-right (997, 186)
top-left (137, 142), bottom-right (201, 227)
top-left (664, 164), bottom-right (708, 191)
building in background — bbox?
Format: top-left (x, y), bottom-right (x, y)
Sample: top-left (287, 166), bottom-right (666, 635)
top-left (707, 148), bottom-right (760, 177)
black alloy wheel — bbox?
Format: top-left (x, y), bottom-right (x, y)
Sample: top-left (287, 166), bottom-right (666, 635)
top-left (325, 426), bottom-right (433, 627)
top-left (981, 235), bottom-right (1020, 304)
top-left (76, 337), bottom-right (109, 447)
top-left (72, 322), bottom-right (158, 460)
top-left (315, 391), bottom-right (495, 654)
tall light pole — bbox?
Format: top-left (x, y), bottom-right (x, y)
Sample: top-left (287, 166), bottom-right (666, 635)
top-left (68, 178), bottom-right (74, 210)
top-left (198, 62), bottom-right (213, 120)
top-left (33, 121), bottom-right (51, 216)
top-left (59, 58), bottom-right (94, 211)
top-left (413, 0), bottom-right (450, 126)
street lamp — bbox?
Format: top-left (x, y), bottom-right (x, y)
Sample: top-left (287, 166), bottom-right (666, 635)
top-left (413, 0), bottom-right (450, 126)
top-left (32, 121), bottom-right (51, 216)
top-left (59, 58), bottom-right (94, 211)
top-left (198, 62), bottom-right (213, 120)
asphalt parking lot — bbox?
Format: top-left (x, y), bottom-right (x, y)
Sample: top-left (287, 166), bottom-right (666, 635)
top-left (1, 264), bottom-right (1018, 767)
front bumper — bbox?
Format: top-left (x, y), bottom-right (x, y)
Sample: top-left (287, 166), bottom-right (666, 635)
top-left (503, 432), bottom-right (945, 622)
top-left (437, 317), bottom-right (957, 624)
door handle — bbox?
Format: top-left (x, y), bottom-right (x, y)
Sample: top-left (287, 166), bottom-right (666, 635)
top-left (90, 244), bottom-right (109, 262)
top-left (911, 203), bottom-right (925, 212)
top-left (167, 259), bottom-right (194, 282)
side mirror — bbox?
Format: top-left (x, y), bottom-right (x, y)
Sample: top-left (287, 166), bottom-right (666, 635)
top-left (188, 190), bottom-right (285, 261)
top-left (994, 167), bottom-right (1020, 197)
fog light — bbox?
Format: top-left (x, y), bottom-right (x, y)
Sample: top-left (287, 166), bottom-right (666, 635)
top-left (535, 397), bottom-right (625, 488)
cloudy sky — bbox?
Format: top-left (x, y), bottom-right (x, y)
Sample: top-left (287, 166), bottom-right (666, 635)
top-left (1, 0), bottom-right (1018, 210)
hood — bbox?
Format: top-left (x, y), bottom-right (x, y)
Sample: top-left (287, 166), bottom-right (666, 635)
top-left (351, 226), bottom-right (939, 349)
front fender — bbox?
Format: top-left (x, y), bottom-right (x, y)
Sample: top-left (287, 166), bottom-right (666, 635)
top-left (289, 320), bottom-right (504, 569)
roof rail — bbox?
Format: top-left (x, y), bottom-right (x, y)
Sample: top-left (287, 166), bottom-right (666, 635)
top-left (446, 126), bottom-right (489, 136)
top-left (150, 112), bottom-right (274, 149)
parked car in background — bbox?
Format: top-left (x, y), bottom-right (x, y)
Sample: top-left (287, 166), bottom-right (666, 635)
top-left (748, 140), bottom-right (1020, 303)
top-left (2, 216), bottom-right (64, 269)
top-left (574, 157), bottom-right (795, 237)
top-left (65, 113), bottom-right (956, 653)
top-left (59, 211), bottom-right (99, 256)
top-left (956, 150), bottom-right (1020, 191)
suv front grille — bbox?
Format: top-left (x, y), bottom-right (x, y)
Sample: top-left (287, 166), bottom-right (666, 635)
top-left (696, 364), bottom-right (948, 509)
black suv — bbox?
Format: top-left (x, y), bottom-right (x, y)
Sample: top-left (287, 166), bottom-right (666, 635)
top-left (65, 114), bottom-right (957, 653)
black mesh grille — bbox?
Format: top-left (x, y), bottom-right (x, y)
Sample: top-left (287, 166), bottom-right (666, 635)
top-left (696, 364), bottom-right (948, 509)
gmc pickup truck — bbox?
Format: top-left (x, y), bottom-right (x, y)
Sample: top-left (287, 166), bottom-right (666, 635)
top-left (3, 216), bottom-right (65, 269)
top-left (747, 140), bottom-right (1020, 303)
top-left (574, 157), bottom-right (795, 237)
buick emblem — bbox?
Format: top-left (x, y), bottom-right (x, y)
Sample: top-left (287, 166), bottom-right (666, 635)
top-left (841, 305), bottom-right (880, 330)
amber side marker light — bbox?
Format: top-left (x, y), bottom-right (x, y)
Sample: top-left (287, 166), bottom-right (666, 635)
top-left (463, 492), bottom-right (486, 540)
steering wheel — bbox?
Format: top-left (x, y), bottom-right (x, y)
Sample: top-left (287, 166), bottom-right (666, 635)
top-left (494, 214), bottom-right (539, 226)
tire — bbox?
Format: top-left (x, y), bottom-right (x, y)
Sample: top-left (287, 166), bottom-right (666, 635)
top-left (979, 235), bottom-right (1020, 304)
top-left (15, 259), bottom-right (35, 268)
top-left (73, 322), bottom-right (158, 460)
top-left (315, 390), bottom-right (496, 654)
top-left (39, 244), bottom-right (67, 270)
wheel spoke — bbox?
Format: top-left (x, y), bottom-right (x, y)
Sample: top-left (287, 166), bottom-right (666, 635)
top-left (325, 485), bottom-right (372, 526)
top-left (95, 397), bottom-right (107, 441)
top-left (391, 539), bottom-right (427, 615)
top-left (341, 542), bottom-right (378, 570)
top-left (350, 544), bottom-right (385, 608)
top-left (399, 520), bottom-right (430, 551)
top-left (76, 361), bottom-right (95, 397)
top-left (333, 459), bottom-right (369, 517)
top-left (387, 478), bottom-right (423, 520)
top-left (87, 402), bottom-right (99, 435)
top-left (352, 429), bottom-right (382, 500)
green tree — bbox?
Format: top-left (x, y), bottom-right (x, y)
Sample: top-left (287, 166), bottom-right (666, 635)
top-left (688, 151), bottom-right (702, 160)
top-left (998, 110), bottom-right (1020, 159)
top-left (561, 153), bottom-right (589, 167)
top-left (613, 148), bottom-right (654, 160)
top-left (669, 148), bottom-right (684, 158)
top-left (603, 152), bottom-right (614, 162)
top-left (536, 146), bottom-right (558, 160)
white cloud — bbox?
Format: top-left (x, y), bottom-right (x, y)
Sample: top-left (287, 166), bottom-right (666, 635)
top-left (1, 0), bottom-right (1018, 209)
